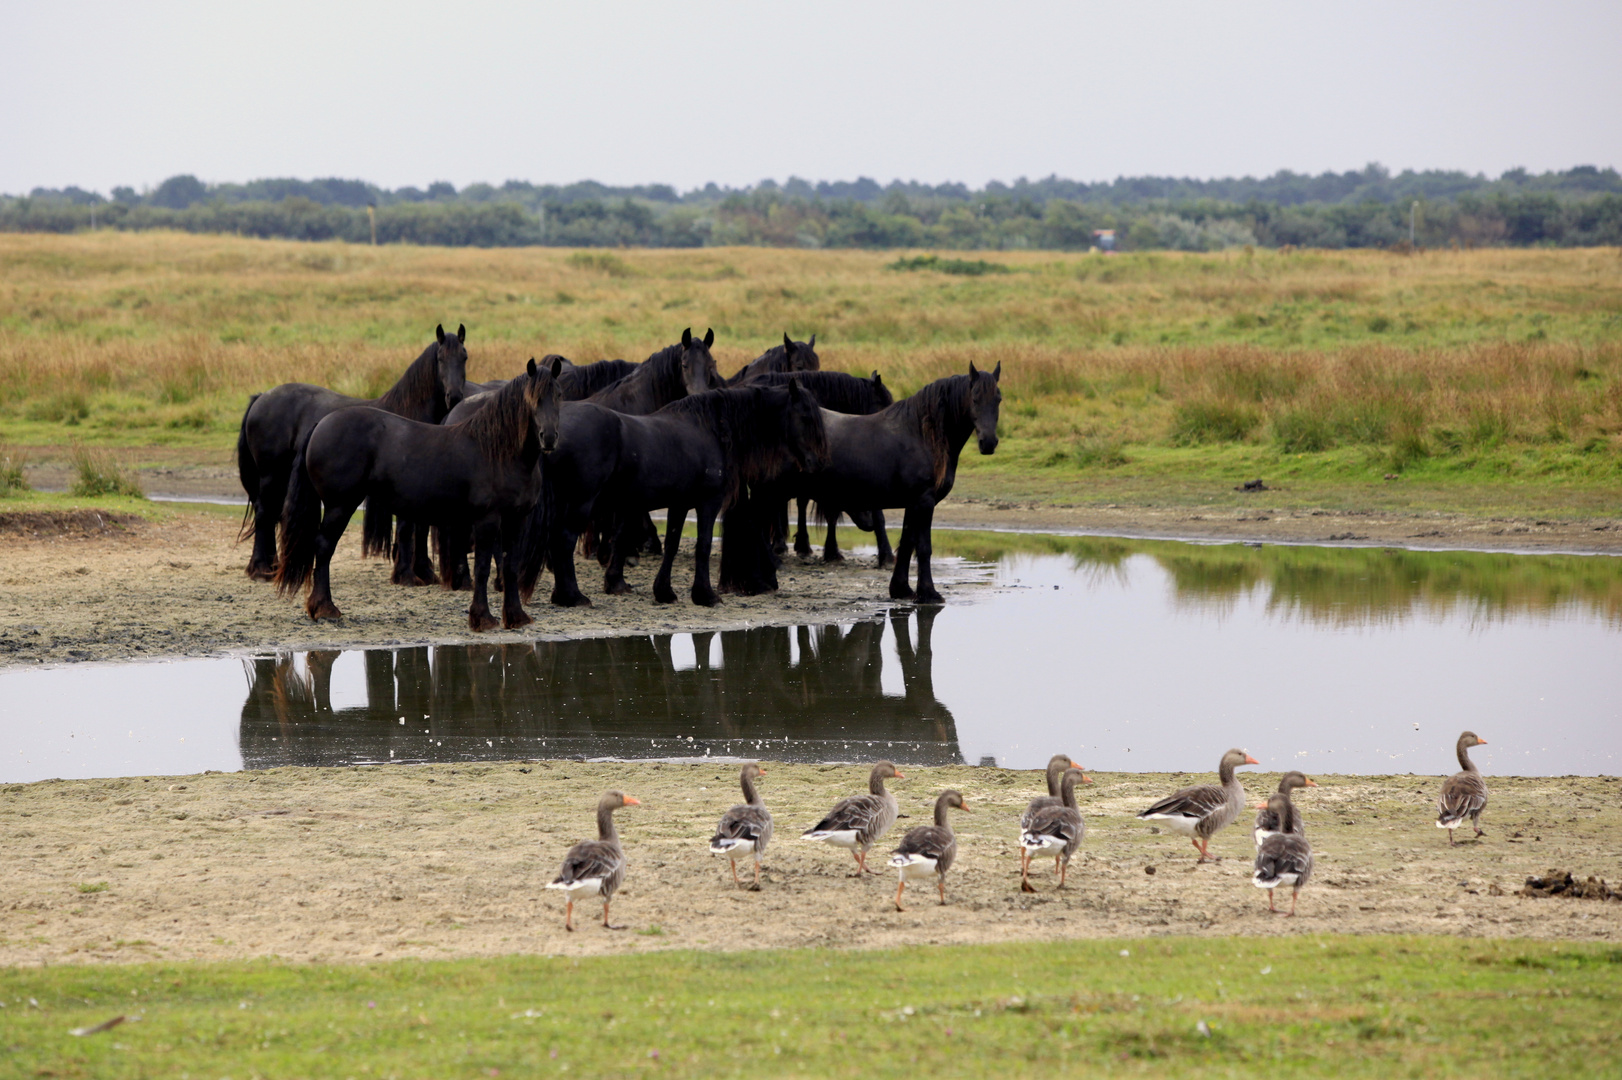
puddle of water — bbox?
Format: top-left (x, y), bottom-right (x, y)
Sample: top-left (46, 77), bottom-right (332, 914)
top-left (2, 535), bottom-right (1618, 781)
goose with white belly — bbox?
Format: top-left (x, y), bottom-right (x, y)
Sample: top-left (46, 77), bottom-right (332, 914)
top-left (889, 789), bottom-right (970, 911)
top-left (709, 763), bottom-right (772, 889)
top-left (1137, 748), bottom-right (1259, 863)
top-left (1436, 731), bottom-right (1489, 845)
top-left (1252, 791), bottom-right (1313, 915)
top-left (1020, 754), bottom-right (1088, 878)
top-left (802, 761), bottom-right (903, 875)
top-left (1253, 771), bottom-right (1317, 847)
top-left (1020, 767), bottom-right (1088, 892)
top-left (546, 791), bottom-right (640, 931)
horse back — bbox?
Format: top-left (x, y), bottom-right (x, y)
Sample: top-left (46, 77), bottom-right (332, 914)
top-left (245, 383), bottom-right (367, 463)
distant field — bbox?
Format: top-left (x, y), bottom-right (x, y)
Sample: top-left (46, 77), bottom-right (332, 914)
top-left (2, 232), bottom-right (1619, 512)
top-left (3, 937), bottom-right (1618, 1078)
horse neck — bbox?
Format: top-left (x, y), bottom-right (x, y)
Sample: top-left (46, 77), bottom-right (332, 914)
top-left (647, 345), bottom-right (689, 405)
top-left (375, 342), bottom-right (444, 421)
top-left (901, 376), bottom-right (975, 483)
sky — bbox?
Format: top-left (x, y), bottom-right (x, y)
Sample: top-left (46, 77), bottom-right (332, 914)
top-left (4, 0), bottom-right (1619, 196)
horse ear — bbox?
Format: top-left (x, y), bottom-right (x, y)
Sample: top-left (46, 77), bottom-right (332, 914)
top-left (969, 360), bottom-right (980, 378)
top-left (527, 357), bottom-right (538, 377)
top-left (703, 328), bottom-right (715, 348)
top-left (783, 332), bottom-right (794, 352)
top-left (993, 360), bottom-right (1002, 381)
top-left (436, 324), bottom-right (447, 344)
top-left (457, 324), bottom-right (467, 344)
top-left (549, 356), bottom-right (564, 378)
top-left (808, 333), bottom-right (815, 349)
top-left (682, 327), bottom-right (693, 347)
top-left (871, 370), bottom-right (883, 385)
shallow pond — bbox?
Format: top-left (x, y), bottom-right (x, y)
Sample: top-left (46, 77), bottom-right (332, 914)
top-left (4, 534), bottom-right (1619, 781)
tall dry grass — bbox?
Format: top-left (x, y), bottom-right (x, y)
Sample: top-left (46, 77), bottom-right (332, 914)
top-left (1, 232), bottom-right (1619, 468)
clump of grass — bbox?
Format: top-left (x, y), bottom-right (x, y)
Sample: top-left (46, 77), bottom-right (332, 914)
top-left (25, 391), bottom-right (90, 425)
top-left (68, 443), bottom-right (144, 498)
top-left (888, 254), bottom-right (1012, 276)
top-left (0, 440), bottom-right (28, 495)
top-left (1170, 400), bottom-right (1260, 445)
top-left (565, 251), bottom-right (634, 277)
top-left (76, 881), bottom-right (109, 894)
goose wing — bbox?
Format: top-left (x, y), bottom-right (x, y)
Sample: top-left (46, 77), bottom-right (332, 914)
top-left (1253, 832), bottom-right (1313, 888)
top-left (1138, 783), bottom-right (1227, 823)
top-left (1021, 805), bottom-right (1083, 849)
top-left (711, 804), bottom-right (773, 850)
top-left (1437, 770), bottom-right (1487, 825)
top-left (1021, 794), bottom-right (1059, 832)
top-left (805, 793), bottom-right (887, 838)
top-left (551, 839), bottom-right (622, 887)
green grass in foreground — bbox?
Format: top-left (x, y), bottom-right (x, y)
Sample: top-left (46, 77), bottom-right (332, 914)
top-left (3, 938), bottom-right (1618, 1078)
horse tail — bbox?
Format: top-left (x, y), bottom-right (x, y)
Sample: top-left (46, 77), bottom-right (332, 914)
top-left (235, 394), bottom-right (261, 543)
top-left (274, 433), bottom-right (322, 597)
top-left (515, 461), bottom-right (555, 602)
top-left (361, 496), bottom-right (393, 558)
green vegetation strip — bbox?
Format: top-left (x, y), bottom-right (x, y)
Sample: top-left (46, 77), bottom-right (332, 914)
top-left (4, 937), bottom-right (1618, 1077)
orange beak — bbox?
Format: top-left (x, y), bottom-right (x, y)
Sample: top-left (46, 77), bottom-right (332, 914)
top-left (1477, 739), bottom-right (1488, 745)
top-left (623, 796), bottom-right (642, 806)
top-left (1255, 800), bottom-right (1267, 809)
top-left (757, 768), bottom-right (767, 776)
top-left (1244, 755), bottom-right (1260, 765)
top-left (959, 802), bottom-right (972, 812)
top-left (1305, 778), bottom-right (1318, 786)
top-left (893, 770), bottom-right (906, 780)
top-left (1082, 774), bottom-right (1094, 784)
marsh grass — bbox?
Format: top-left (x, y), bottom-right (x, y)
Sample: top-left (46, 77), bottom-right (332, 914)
top-left (0, 438), bottom-right (27, 495)
top-left (1, 234), bottom-right (1619, 491)
top-left (2, 937), bottom-right (1618, 1078)
top-left (68, 442), bottom-right (144, 498)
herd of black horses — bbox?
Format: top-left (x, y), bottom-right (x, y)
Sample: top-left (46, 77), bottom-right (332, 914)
top-left (236, 325), bottom-right (1003, 630)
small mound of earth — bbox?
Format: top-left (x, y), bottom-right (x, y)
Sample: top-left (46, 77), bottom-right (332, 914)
top-left (1518, 869), bottom-right (1622, 901)
top-left (0, 509), bottom-right (142, 539)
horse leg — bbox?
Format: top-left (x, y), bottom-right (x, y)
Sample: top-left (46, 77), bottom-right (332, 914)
top-left (642, 511), bottom-right (663, 556)
top-left (306, 503), bottom-right (357, 621)
top-left (652, 508), bottom-right (686, 605)
top-left (912, 501), bottom-right (944, 604)
top-left (549, 517), bottom-right (592, 608)
top-left (690, 502), bottom-right (720, 607)
top-left (247, 472), bottom-right (285, 580)
top-left (601, 510), bottom-right (636, 596)
top-left (822, 510), bottom-right (845, 562)
top-left (771, 500), bottom-right (788, 556)
top-left (793, 496), bottom-right (813, 557)
top-left (390, 519), bottom-right (424, 586)
top-left (499, 513), bottom-right (532, 630)
top-left (873, 509), bottom-right (895, 569)
top-left (411, 516), bottom-right (438, 586)
top-left (888, 512), bottom-right (919, 600)
top-left (467, 522), bottom-right (501, 632)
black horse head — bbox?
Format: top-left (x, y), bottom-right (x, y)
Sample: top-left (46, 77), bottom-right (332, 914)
top-left (967, 361), bottom-right (1002, 455)
top-left (524, 356), bottom-right (565, 454)
top-left (679, 327), bottom-right (721, 396)
top-left (782, 332), bottom-right (820, 373)
top-left (434, 323), bottom-right (470, 412)
top-left (869, 370), bottom-right (894, 409)
top-left (781, 376), bottom-right (830, 473)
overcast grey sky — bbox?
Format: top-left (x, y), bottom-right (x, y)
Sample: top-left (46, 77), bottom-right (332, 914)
top-left (5, 0), bottom-right (1618, 195)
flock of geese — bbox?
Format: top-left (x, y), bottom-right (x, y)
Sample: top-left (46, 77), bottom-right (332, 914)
top-left (544, 731), bottom-right (1491, 930)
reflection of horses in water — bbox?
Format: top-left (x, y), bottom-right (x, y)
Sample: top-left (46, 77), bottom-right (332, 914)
top-left (238, 608), bottom-right (961, 768)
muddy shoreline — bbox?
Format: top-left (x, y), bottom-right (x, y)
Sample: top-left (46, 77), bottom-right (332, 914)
top-left (2, 762), bottom-right (1617, 968)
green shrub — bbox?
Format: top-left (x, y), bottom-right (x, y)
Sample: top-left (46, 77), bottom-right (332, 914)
top-left (68, 444), bottom-right (145, 498)
top-left (565, 251), bottom-right (633, 277)
top-left (1273, 407), bottom-right (1337, 452)
top-left (887, 254), bottom-right (1012, 276)
top-left (25, 392), bottom-right (90, 425)
top-left (0, 442), bottom-right (28, 495)
top-left (1170, 400), bottom-right (1260, 445)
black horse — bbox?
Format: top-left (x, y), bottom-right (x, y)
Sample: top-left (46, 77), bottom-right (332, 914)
top-left (586, 328), bottom-right (721, 413)
top-left (521, 381), bottom-right (828, 609)
top-left (236, 324), bottom-right (469, 582)
top-left (276, 358), bottom-right (562, 631)
top-left (561, 358), bottom-right (640, 399)
top-left (725, 333), bottom-right (820, 385)
top-left (795, 362), bottom-right (1002, 603)
top-left (714, 369), bottom-right (894, 596)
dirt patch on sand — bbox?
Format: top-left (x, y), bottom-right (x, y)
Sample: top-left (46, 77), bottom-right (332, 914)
top-left (0, 508), bottom-right (972, 667)
top-left (1, 763), bottom-right (1617, 966)
top-left (0, 510), bottom-right (143, 539)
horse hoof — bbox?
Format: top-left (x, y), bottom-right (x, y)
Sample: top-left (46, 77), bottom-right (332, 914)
top-left (467, 612), bottom-right (501, 633)
top-left (551, 591), bottom-right (592, 608)
top-left (605, 580), bottom-right (634, 596)
top-left (307, 600), bottom-right (343, 622)
top-left (793, 545), bottom-right (812, 558)
top-left (503, 611), bottom-right (533, 630)
top-left (889, 584), bottom-right (915, 601)
top-left (876, 556), bottom-right (895, 570)
top-left (246, 565), bottom-right (278, 582)
top-left (916, 587), bottom-right (944, 605)
top-left (823, 551), bottom-right (845, 563)
top-left (691, 590), bottom-right (719, 608)
top-left (653, 587), bottom-right (678, 605)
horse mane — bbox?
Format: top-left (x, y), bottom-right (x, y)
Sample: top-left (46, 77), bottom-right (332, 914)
top-left (893, 374), bottom-right (972, 489)
top-left (726, 340), bottom-right (820, 385)
top-left (375, 341), bottom-right (443, 416)
top-left (662, 386), bottom-right (803, 510)
top-left (752, 371), bottom-right (889, 414)
top-left (452, 372), bottom-right (534, 460)
top-left (562, 358), bottom-right (638, 399)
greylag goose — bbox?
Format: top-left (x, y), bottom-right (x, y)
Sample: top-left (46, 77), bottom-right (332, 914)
top-left (1252, 791), bottom-right (1313, 915)
top-left (709, 763), bottom-right (772, 889)
top-left (1019, 754), bottom-right (1089, 876)
top-left (802, 761), bottom-right (903, 875)
top-left (1436, 731), bottom-right (1489, 845)
top-left (1136, 748), bottom-right (1259, 863)
top-left (546, 790), bottom-right (640, 931)
top-left (1253, 771), bottom-right (1317, 847)
top-left (889, 789), bottom-right (970, 911)
top-left (1019, 767), bottom-right (1087, 892)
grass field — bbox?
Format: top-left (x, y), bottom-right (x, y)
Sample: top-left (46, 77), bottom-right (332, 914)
top-left (2, 232), bottom-right (1620, 516)
top-left (4, 938), bottom-right (1618, 1078)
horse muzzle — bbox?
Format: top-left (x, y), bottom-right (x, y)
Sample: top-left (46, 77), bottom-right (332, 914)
top-left (978, 434), bottom-right (1000, 455)
top-left (541, 435), bottom-right (560, 454)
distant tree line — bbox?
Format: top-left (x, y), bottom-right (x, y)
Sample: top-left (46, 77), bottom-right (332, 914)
top-left (4, 164), bottom-right (1619, 250)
